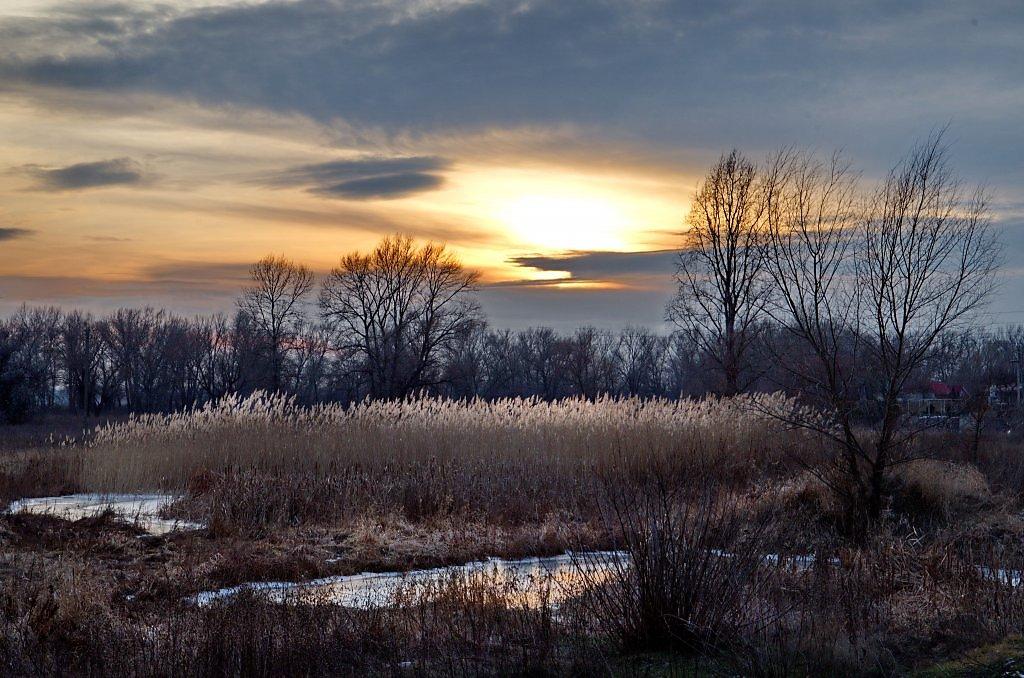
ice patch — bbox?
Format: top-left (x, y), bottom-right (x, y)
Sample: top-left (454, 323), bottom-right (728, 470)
top-left (5, 494), bottom-right (203, 535)
top-left (977, 565), bottom-right (1023, 587)
top-left (191, 548), bottom-right (843, 610)
top-left (193, 551), bottom-right (628, 609)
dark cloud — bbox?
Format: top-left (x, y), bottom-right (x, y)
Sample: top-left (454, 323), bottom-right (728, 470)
top-left (488, 249), bottom-right (679, 328)
top-left (21, 158), bottom-right (145, 191)
top-left (2, 1), bottom-right (1022, 179)
top-left (0, 227), bottom-right (33, 241)
top-left (272, 157), bottom-right (449, 184)
top-left (312, 172), bottom-right (444, 199)
top-left (508, 250), bottom-right (678, 282)
top-left (266, 156), bottom-right (450, 200)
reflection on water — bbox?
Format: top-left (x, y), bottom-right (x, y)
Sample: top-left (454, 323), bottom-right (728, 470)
top-left (192, 548), bottom-right (856, 610)
top-left (5, 494), bottom-right (202, 535)
top-left (194, 551), bottom-right (629, 609)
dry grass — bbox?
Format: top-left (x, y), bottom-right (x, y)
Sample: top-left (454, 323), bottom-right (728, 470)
top-left (0, 552), bottom-right (604, 677)
top-left (0, 449), bottom-right (79, 506)
top-left (6, 493), bottom-right (1024, 676)
top-left (5, 393), bottom-right (1024, 675)
top-left (85, 392), bottom-right (806, 486)
top-left (891, 459), bottom-right (993, 521)
top-left (77, 392), bottom-right (814, 530)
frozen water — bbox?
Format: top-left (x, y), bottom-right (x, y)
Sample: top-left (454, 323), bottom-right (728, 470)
top-left (194, 551), bottom-right (628, 609)
top-left (192, 548), bottom-right (843, 610)
top-left (5, 494), bottom-right (203, 535)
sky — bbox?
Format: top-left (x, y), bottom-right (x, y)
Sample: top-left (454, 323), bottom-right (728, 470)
top-left (0, 0), bottom-right (1022, 330)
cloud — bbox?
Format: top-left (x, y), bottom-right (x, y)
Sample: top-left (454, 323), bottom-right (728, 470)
top-left (111, 191), bottom-right (496, 245)
top-left (503, 249), bottom-right (679, 292)
top-left (1, 0), bottom-right (1021, 182)
top-left (480, 284), bottom-right (671, 331)
top-left (508, 249), bottom-right (678, 282)
top-left (311, 172), bottom-right (444, 199)
top-left (0, 273), bottom-right (246, 319)
top-left (0, 227), bottom-right (33, 241)
top-left (21, 158), bottom-right (145, 191)
top-left (266, 156), bottom-right (450, 200)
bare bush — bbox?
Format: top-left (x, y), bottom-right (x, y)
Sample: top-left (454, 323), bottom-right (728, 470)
top-left (577, 472), bottom-right (774, 654)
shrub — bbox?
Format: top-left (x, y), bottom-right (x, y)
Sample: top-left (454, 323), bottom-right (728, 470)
top-left (891, 460), bottom-right (991, 521)
top-left (576, 471), bottom-right (773, 653)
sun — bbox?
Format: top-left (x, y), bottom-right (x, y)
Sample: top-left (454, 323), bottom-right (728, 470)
top-left (495, 192), bottom-right (631, 252)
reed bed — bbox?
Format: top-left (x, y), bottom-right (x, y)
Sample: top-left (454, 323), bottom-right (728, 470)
top-left (77, 392), bottom-right (816, 527)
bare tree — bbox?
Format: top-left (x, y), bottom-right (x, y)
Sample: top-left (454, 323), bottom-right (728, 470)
top-left (61, 310), bottom-right (105, 421)
top-left (763, 133), bottom-right (1000, 524)
top-left (616, 326), bottom-right (669, 397)
top-left (0, 310), bottom-right (51, 423)
top-left (290, 318), bottom-right (333, 404)
top-left (238, 255), bottom-right (315, 393)
top-left (517, 327), bottom-right (567, 400)
top-left (319, 235), bottom-right (481, 399)
top-left (668, 150), bottom-right (771, 395)
top-left (565, 327), bottom-right (617, 399)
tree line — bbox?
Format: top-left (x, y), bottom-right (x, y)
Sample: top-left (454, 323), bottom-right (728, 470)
top-left (0, 289), bottom-right (735, 422)
top-left (3, 292), bottom-right (1019, 425)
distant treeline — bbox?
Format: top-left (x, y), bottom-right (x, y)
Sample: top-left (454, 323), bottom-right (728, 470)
top-left (0, 298), bottom-right (1020, 425)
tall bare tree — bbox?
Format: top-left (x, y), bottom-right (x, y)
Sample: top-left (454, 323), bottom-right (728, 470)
top-left (668, 150), bottom-right (771, 395)
top-left (763, 133), bottom-right (999, 524)
top-left (319, 235), bottom-right (481, 399)
top-left (238, 255), bottom-right (315, 393)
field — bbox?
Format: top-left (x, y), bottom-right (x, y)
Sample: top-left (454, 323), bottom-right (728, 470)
top-left (3, 393), bottom-right (1024, 676)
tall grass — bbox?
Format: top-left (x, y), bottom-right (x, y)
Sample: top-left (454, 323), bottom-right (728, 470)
top-left (79, 392), bottom-right (814, 527)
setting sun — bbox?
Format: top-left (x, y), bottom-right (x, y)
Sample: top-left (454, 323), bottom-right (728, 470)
top-left (495, 192), bottom-right (631, 252)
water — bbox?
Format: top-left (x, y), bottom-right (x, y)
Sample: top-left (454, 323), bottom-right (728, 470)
top-left (191, 548), bottom-right (852, 610)
top-left (194, 551), bottom-right (629, 609)
top-left (5, 493), bottom-right (203, 535)
top-left (977, 565), bottom-right (1023, 587)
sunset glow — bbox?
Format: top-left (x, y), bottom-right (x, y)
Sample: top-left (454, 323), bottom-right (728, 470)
top-left (0, 0), bottom-right (1020, 328)
top-left (496, 193), bottom-right (631, 252)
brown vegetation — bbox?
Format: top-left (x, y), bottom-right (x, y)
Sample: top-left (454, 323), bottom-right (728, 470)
top-left (3, 392), bottom-right (1024, 675)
